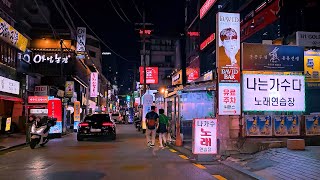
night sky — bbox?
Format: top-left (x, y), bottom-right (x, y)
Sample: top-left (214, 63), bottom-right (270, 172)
top-left (49, 0), bottom-right (185, 94)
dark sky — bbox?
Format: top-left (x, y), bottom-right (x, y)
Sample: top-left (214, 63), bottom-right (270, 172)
top-left (49, 0), bottom-right (185, 94)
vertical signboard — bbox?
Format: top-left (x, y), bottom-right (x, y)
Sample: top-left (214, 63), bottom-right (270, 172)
top-left (142, 92), bottom-right (153, 130)
top-left (5, 117), bottom-right (11, 131)
top-left (192, 118), bottom-right (217, 154)
top-left (76, 27), bottom-right (86, 52)
top-left (304, 49), bottom-right (320, 82)
top-left (139, 67), bottom-right (159, 84)
top-left (48, 99), bottom-right (62, 134)
top-left (305, 115), bottom-right (320, 136)
top-left (74, 101), bottom-right (81, 130)
top-left (90, 72), bottom-right (98, 97)
top-left (216, 12), bottom-right (240, 83)
top-left (65, 81), bottom-right (74, 97)
top-left (218, 83), bottom-right (241, 115)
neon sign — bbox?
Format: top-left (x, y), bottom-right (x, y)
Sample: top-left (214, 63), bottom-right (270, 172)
top-left (187, 31), bottom-right (200, 37)
top-left (200, 0), bottom-right (217, 19)
top-left (200, 33), bottom-right (215, 50)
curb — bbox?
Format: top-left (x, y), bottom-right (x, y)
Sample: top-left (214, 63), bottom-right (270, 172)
top-left (168, 143), bottom-right (265, 180)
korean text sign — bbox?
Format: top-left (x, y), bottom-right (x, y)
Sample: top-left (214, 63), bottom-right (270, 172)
top-left (304, 49), bottom-right (320, 82)
top-left (216, 12), bottom-right (240, 83)
top-left (242, 43), bottom-right (304, 71)
top-left (48, 99), bottom-right (62, 134)
top-left (218, 83), bottom-right (241, 115)
top-left (192, 118), bottom-right (217, 154)
top-left (76, 27), bottom-right (86, 52)
top-left (245, 115), bottom-right (272, 136)
top-left (139, 67), bottom-right (159, 84)
top-left (242, 74), bottom-right (305, 112)
top-left (73, 101), bottom-right (81, 130)
top-left (90, 72), bottom-right (98, 97)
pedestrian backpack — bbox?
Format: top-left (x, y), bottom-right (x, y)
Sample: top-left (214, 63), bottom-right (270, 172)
top-left (147, 113), bottom-right (157, 129)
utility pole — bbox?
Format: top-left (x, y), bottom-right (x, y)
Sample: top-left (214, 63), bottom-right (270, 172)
top-left (143, 9), bottom-right (147, 94)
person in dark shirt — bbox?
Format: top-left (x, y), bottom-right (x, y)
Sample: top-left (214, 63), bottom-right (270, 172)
top-left (145, 106), bottom-right (159, 148)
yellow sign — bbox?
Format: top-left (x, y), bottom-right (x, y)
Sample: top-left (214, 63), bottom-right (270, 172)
top-left (0, 17), bottom-right (28, 52)
top-left (305, 49), bottom-right (320, 82)
top-left (74, 101), bottom-right (81, 122)
top-left (5, 117), bottom-right (11, 131)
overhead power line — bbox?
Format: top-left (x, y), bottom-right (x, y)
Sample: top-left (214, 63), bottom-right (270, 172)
top-left (108, 0), bottom-right (126, 22)
top-left (131, 0), bottom-right (142, 18)
top-left (60, 0), bottom-right (76, 30)
top-left (115, 0), bottom-right (132, 23)
top-left (52, 0), bottom-right (75, 38)
top-left (65, 0), bottom-right (134, 62)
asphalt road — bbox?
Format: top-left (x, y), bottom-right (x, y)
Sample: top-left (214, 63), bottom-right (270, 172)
top-left (0, 124), bottom-right (255, 180)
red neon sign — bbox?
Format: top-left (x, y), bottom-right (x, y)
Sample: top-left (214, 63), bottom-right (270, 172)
top-left (188, 31), bottom-right (200, 37)
top-left (200, 0), bottom-right (217, 19)
top-left (28, 96), bottom-right (49, 104)
top-left (200, 33), bottom-right (215, 50)
top-left (139, 67), bottom-right (159, 84)
top-left (139, 29), bottom-right (152, 35)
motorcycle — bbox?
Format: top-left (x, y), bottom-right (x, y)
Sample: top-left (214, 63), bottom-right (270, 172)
top-left (29, 116), bottom-right (57, 149)
top-left (134, 116), bottom-right (142, 131)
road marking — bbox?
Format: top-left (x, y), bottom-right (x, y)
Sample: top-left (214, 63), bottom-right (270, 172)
top-left (193, 163), bottom-right (206, 169)
top-left (169, 149), bottom-right (177, 153)
top-left (179, 154), bottom-right (189, 160)
top-left (213, 175), bottom-right (227, 180)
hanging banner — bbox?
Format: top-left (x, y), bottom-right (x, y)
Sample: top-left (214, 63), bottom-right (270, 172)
top-left (74, 101), bottom-right (81, 130)
top-left (48, 98), bottom-right (62, 134)
top-left (218, 83), bottom-right (241, 115)
top-left (192, 118), bottom-right (217, 154)
top-left (242, 43), bottom-right (304, 71)
top-left (76, 27), bottom-right (86, 52)
top-left (65, 81), bottom-right (74, 97)
top-left (0, 17), bottom-right (28, 52)
top-left (274, 115), bottom-right (300, 136)
top-left (305, 115), bottom-right (320, 136)
top-left (245, 115), bottom-right (272, 136)
top-left (216, 12), bottom-right (240, 83)
top-left (139, 67), bottom-right (159, 84)
top-left (242, 74), bottom-right (305, 112)
top-left (90, 72), bottom-right (98, 97)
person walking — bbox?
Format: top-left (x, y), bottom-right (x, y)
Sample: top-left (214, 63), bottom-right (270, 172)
top-left (158, 109), bottom-right (169, 148)
top-left (145, 106), bottom-right (159, 148)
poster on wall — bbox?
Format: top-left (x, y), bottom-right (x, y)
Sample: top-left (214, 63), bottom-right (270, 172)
top-left (73, 101), bottom-right (81, 130)
top-left (242, 43), bottom-right (304, 71)
top-left (216, 12), bottom-right (240, 83)
top-left (139, 67), bottom-right (159, 84)
top-left (48, 98), bottom-right (62, 134)
top-left (274, 115), bottom-right (300, 136)
top-left (192, 118), bottom-right (217, 154)
top-left (65, 81), bottom-right (74, 97)
top-left (245, 115), bottom-right (272, 136)
top-left (305, 115), bottom-right (320, 136)
top-left (218, 83), bottom-right (241, 115)
top-left (90, 72), bottom-right (98, 97)
top-left (242, 74), bottom-right (305, 112)
top-left (76, 27), bottom-right (86, 52)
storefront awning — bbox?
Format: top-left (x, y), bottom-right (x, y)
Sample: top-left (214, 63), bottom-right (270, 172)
top-left (0, 95), bottom-right (23, 102)
top-left (182, 81), bottom-right (216, 92)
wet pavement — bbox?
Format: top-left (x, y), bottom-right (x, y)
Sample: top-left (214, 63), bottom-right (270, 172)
top-left (0, 125), bottom-right (256, 180)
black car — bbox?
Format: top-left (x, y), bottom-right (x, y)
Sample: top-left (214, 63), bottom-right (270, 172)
top-left (77, 114), bottom-right (116, 141)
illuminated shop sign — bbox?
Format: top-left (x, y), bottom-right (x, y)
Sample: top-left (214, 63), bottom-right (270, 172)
top-left (0, 76), bottom-right (19, 95)
top-left (200, 0), bottom-right (217, 19)
top-left (192, 118), bottom-right (217, 154)
top-left (200, 33), bottom-right (215, 50)
top-left (90, 72), bottom-right (98, 97)
top-left (218, 83), bottom-right (241, 115)
top-left (187, 31), bottom-right (200, 37)
top-left (242, 74), bottom-right (305, 112)
top-left (139, 67), bottom-right (159, 84)
top-left (76, 27), bottom-right (86, 52)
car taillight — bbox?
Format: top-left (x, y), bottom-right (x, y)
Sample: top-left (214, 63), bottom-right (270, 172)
top-left (79, 123), bottom-right (89, 127)
top-left (102, 122), bottom-right (113, 126)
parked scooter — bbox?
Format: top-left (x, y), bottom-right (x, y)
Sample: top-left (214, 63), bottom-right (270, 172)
top-left (134, 116), bottom-right (141, 131)
top-left (29, 116), bottom-right (57, 149)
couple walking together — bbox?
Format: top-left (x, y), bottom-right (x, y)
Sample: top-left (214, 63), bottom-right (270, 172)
top-left (145, 106), bottom-right (170, 148)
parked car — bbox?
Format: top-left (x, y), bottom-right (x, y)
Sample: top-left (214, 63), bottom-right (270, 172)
top-left (77, 114), bottom-right (116, 141)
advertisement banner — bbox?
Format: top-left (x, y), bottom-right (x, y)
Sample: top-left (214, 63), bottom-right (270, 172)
top-left (274, 115), bottom-right (300, 136)
top-left (304, 49), bottom-right (320, 82)
top-left (192, 118), bottom-right (217, 154)
top-left (305, 115), bottom-right (320, 136)
top-left (242, 43), bottom-right (304, 71)
top-left (28, 96), bottom-right (49, 104)
top-left (218, 83), bottom-right (241, 115)
top-left (172, 70), bottom-right (182, 85)
top-left (245, 115), bottom-right (272, 136)
top-left (296, 31), bottom-right (320, 47)
top-left (76, 27), bottom-right (86, 52)
top-left (139, 67), bottom-right (159, 84)
top-left (242, 74), bottom-right (305, 112)
top-left (34, 86), bottom-right (48, 96)
top-left (90, 72), bottom-right (98, 97)
top-left (216, 12), bottom-right (240, 83)
top-left (48, 99), bottom-right (62, 134)
top-left (142, 92), bottom-right (153, 130)
top-left (0, 17), bottom-right (28, 52)
top-left (0, 76), bottom-right (19, 95)
top-left (73, 101), bottom-right (81, 130)
top-left (240, 0), bottom-right (280, 41)
top-left (65, 81), bottom-right (74, 97)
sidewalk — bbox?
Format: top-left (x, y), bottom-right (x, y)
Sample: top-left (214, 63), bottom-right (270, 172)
top-left (0, 133), bottom-right (26, 151)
